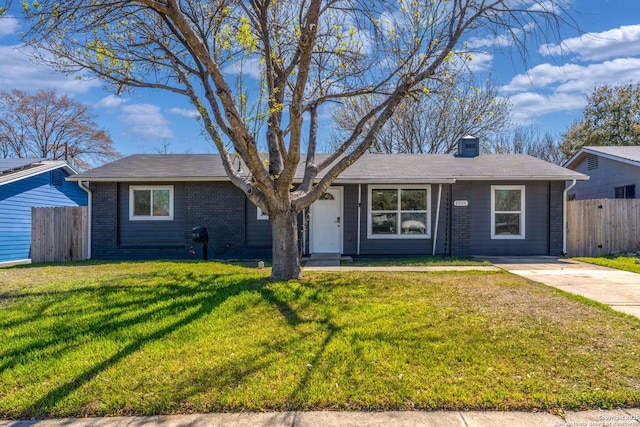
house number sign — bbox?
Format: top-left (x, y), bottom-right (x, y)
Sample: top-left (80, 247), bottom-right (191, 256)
top-left (453, 200), bottom-right (469, 207)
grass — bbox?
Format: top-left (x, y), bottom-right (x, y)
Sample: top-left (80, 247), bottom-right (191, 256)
top-left (345, 256), bottom-right (490, 266)
top-left (575, 255), bottom-right (640, 274)
top-left (1, 260), bottom-right (640, 418)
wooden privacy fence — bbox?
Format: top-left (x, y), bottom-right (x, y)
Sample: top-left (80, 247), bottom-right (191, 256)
top-left (567, 199), bottom-right (640, 257)
top-left (31, 206), bottom-right (88, 263)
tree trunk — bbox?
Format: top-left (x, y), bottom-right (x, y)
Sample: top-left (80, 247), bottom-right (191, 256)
top-left (270, 210), bottom-right (301, 280)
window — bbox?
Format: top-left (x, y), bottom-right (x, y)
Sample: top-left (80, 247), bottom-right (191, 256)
top-left (491, 185), bottom-right (525, 239)
top-left (614, 184), bottom-right (635, 199)
top-left (129, 186), bottom-right (174, 220)
top-left (257, 206), bottom-right (269, 220)
top-left (368, 186), bottom-right (430, 238)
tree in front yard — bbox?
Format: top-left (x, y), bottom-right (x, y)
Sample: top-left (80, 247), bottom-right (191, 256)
top-left (17, 0), bottom-right (573, 279)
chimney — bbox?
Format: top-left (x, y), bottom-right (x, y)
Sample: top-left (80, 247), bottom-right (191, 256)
top-left (455, 135), bottom-right (480, 158)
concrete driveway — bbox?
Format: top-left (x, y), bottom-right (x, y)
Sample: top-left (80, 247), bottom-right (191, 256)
top-left (482, 257), bottom-right (640, 318)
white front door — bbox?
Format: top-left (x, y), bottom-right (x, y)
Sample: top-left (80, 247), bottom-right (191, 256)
top-left (310, 187), bottom-right (343, 253)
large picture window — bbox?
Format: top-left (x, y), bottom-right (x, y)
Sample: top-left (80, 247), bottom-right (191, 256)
top-left (491, 185), bottom-right (525, 239)
top-left (368, 186), bottom-right (430, 238)
top-left (129, 186), bottom-right (174, 220)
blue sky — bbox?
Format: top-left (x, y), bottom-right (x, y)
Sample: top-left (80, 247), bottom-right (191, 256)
top-left (1, 0), bottom-right (639, 161)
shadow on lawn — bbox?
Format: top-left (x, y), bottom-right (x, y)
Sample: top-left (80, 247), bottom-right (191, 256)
top-left (2, 266), bottom-right (353, 417)
top-left (0, 267), bottom-right (265, 418)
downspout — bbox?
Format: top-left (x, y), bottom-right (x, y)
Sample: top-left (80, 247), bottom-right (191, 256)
top-left (432, 184), bottom-right (443, 256)
top-left (77, 181), bottom-right (92, 259)
top-left (563, 179), bottom-right (577, 256)
top-left (357, 184), bottom-right (362, 256)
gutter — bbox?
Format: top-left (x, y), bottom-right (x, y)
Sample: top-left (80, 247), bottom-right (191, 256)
top-left (562, 179), bottom-right (577, 256)
top-left (77, 181), bottom-right (92, 260)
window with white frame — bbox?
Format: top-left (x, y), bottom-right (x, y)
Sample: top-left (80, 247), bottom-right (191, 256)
top-left (129, 185), bottom-right (174, 220)
top-left (368, 186), bottom-right (430, 238)
top-left (491, 185), bottom-right (525, 239)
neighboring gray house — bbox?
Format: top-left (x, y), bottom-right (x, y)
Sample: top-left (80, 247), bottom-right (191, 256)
top-left (67, 138), bottom-right (587, 260)
top-left (565, 146), bottom-right (640, 200)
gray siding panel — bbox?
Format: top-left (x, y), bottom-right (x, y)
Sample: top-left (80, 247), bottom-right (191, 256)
top-left (92, 181), bottom-right (270, 260)
top-left (342, 185), bottom-right (359, 255)
top-left (549, 181), bottom-right (564, 255)
top-left (91, 178), bottom-right (563, 260)
top-left (569, 155), bottom-right (640, 200)
top-left (118, 183), bottom-right (186, 247)
top-left (245, 199), bottom-right (272, 247)
top-left (467, 181), bottom-right (550, 256)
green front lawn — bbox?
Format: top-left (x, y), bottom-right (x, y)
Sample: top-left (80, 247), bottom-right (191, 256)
top-left (1, 261), bottom-right (640, 418)
top-left (575, 255), bottom-right (640, 274)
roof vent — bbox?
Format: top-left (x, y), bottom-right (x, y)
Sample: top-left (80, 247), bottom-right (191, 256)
top-left (456, 135), bottom-right (480, 158)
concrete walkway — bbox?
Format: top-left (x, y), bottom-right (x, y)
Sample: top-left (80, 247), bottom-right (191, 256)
top-left (483, 256), bottom-right (640, 318)
top-left (2, 409), bottom-right (640, 427)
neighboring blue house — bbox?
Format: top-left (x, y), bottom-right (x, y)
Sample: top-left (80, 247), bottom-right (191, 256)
top-left (0, 158), bottom-right (88, 266)
top-left (68, 137), bottom-right (588, 261)
top-left (565, 146), bottom-right (640, 200)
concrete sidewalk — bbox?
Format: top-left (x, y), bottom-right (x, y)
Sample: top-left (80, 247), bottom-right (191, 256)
top-left (483, 256), bottom-right (640, 318)
top-left (2, 409), bottom-right (640, 427)
top-left (304, 265), bottom-right (500, 272)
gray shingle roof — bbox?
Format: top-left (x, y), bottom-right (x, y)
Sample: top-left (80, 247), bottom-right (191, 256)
top-left (565, 146), bottom-right (640, 169)
top-left (0, 158), bottom-right (47, 174)
top-left (68, 153), bottom-right (587, 183)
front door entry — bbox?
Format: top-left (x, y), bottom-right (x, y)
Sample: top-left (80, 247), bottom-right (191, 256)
top-left (310, 187), bottom-right (343, 253)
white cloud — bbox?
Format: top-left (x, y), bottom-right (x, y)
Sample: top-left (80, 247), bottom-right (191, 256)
top-left (0, 15), bottom-right (19, 35)
top-left (527, 0), bottom-right (566, 14)
top-left (500, 62), bottom-right (583, 92)
top-left (469, 34), bottom-right (515, 49)
top-left (0, 44), bottom-right (100, 93)
top-left (509, 91), bottom-right (585, 123)
top-left (120, 104), bottom-right (174, 139)
top-left (502, 57), bottom-right (640, 124)
top-left (468, 22), bottom-right (537, 49)
top-left (466, 52), bottom-right (494, 73)
top-left (502, 58), bottom-right (640, 93)
top-left (168, 107), bottom-right (201, 119)
top-left (96, 95), bottom-right (126, 109)
top-left (539, 24), bottom-right (640, 61)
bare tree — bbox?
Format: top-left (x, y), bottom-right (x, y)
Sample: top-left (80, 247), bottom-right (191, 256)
top-left (333, 73), bottom-right (511, 154)
top-left (16, 0), bottom-right (573, 279)
top-left (0, 89), bottom-right (120, 169)
top-left (484, 125), bottom-right (564, 164)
